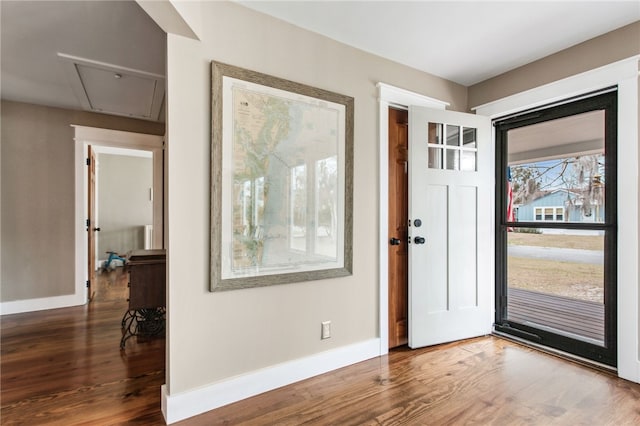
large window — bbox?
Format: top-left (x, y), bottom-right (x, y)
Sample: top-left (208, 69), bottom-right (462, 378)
top-left (495, 90), bottom-right (617, 366)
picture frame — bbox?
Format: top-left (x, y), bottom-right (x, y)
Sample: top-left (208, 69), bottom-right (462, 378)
top-left (211, 61), bottom-right (353, 291)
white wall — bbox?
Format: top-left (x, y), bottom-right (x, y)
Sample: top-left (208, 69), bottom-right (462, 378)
top-left (161, 1), bottom-right (466, 420)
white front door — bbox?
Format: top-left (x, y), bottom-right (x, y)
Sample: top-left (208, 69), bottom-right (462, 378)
top-left (408, 106), bottom-right (493, 348)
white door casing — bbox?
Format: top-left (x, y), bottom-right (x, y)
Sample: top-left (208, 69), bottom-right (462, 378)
top-left (473, 56), bottom-right (640, 383)
top-left (408, 107), bottom-right (494, 348)
top-left (74, 126), bottom-right (164, 304)
top-left (377, 83), bottom-right (450, 354)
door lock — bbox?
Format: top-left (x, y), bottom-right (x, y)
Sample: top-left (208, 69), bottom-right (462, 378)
top-left (414, 236), bottom-right (426, 244)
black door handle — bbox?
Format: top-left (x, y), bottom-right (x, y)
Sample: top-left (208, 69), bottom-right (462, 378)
top-left (414, 236), bottom-right (426, 244)
top-left (389, 237), bottom-right (401, 246)
top-left (93, 227), bottom-right (101, 232)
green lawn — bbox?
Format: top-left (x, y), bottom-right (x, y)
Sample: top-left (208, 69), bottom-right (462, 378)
top-left (507, 256), bottom-right (603, 303)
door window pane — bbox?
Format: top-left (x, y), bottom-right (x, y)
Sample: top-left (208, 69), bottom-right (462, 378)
top-left (461, 151), bottom-right (476, 172)
top-left (446, 149), bottom-right (459, 170)
top-left (506, 110), bottom-right (605, 223)
top-left (506, 231), bottom-right (604, 346)
top-left (446, 125), bottom-right (460, 146)
top-left (429, 123), bottom-right (443, 145)
top-left (428, 147), bottom-right (442, 169)
top-left (463, 127), bottom-right (477, 148)
top-left (428, 122), bottom-right (477, 171)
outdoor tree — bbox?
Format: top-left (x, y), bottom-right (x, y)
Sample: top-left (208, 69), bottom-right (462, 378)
top-left (511, 154), bottom-right (604, 219)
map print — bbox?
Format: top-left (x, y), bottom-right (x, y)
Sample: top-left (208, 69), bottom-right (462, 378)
top-left (228, 84), bottom-right (343, 277)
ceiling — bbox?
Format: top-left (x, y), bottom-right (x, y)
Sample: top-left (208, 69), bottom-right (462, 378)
top-left (239, 1), bottom-right (640, 86)
top-left (1, 1), bottom-right (638, 122)
top-left (508, 110), bottom-right (605, 164)
top-left (0, 0), bottom-right (166, 122)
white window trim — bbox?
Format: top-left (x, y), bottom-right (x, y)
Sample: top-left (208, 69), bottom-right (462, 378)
top-left (475, 55), bottom-right (640, 383)
top-left (534, 206), bottom-right (565, 222)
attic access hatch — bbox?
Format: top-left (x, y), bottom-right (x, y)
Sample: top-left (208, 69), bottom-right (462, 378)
top-left (59, 53), bottom-right (164, 121)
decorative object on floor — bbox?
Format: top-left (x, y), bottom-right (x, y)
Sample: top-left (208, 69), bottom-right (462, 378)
top-left (120, 249), bottom-right (166, 349)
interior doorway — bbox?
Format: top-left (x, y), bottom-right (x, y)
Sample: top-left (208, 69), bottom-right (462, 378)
top-left (74, 126), bottom-right (164, 304)
top-left (388, 108), bottom-right (409, 348)
top-left (386, 104), bottom-right (493, 349)
top-left (89, 146), bottom-right (156, 302)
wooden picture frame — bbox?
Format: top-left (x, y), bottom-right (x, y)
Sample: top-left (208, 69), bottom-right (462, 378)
top-left (211, 62), bottom-right (353, 291)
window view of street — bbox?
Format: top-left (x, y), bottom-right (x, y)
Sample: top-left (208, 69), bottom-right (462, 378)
top-left (507, 232), bottom-right (604, 303)
top-left (503, 108), bottom-right (608, 347)
top-left (506, 231), bottom-right (605, 345)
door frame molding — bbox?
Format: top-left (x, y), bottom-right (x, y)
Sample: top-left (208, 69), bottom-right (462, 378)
top-left (73, 125), bottom-right (164, 304)
top-left (474, 55), bottom-right (640, 383)
top-left (377, 83), bottom-right (448, 354)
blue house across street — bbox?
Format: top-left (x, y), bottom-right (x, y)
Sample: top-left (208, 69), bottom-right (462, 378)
top-left (515, 189), bottom-right (604, 223)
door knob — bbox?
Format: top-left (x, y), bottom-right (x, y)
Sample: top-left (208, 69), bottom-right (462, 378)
top-left (414, 236), bottom-right (426, 244)
top-left (93, 227), bottom-right (101, 232)
top-left (389, 237), bottom-right (401, 246)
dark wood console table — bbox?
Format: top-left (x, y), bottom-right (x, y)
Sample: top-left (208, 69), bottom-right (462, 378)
top-left (120, 249), bottom-right (166, 349)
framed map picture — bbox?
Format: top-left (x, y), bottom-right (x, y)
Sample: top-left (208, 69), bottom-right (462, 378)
top-left (211, 62), bottom-right (354, 291)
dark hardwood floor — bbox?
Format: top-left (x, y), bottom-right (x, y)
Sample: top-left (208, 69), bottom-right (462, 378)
top-left (2, 272), bottom-right (640, 425)
top-left (0, 268), bottom-right (166, 425)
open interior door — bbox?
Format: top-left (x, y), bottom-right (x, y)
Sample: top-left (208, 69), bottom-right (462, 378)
top-left (408, 107), bottom-right (493, 348)
top-left (87, 145), bottom-right (97, 302)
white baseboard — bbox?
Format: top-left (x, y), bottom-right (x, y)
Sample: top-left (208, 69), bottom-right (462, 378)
top-left (0, 293), bottom-right (85, 315)
top-left (162, 338), bottom-right (381, 424)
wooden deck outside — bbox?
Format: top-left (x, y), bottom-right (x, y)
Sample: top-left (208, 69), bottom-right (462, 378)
top-left (507, 287), bottom-right (605, 344)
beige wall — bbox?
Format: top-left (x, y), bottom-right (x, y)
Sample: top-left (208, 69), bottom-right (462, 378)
top-left (165, 1), bottom-right (466, 394)
top-left (97, 154), bottom-right (153, 259)
top-left (1, 101), bottom-right (164, 302)
top-left (468, 21), bottom-right (640, 108)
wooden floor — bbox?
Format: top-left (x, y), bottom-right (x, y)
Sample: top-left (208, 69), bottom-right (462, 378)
top-left (178, 337), bottom-right (640, 426)
top-left (0, 268), bottom-right (166, 425)
top-left (508, 287), bottom-right (604, 344)
top-left (3, 278), bottom-right (640, 425)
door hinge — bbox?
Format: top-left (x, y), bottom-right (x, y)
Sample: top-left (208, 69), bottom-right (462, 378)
top-left (86, 218), bottom-right (90, 227)
top-left (86, 280), bottom-right (90, 288)
top-left (86, 157), bottom-right (91, 166)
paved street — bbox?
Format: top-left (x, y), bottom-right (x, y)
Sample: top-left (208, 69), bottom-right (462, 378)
top-left (508, 245), bottom-right (603, 264)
